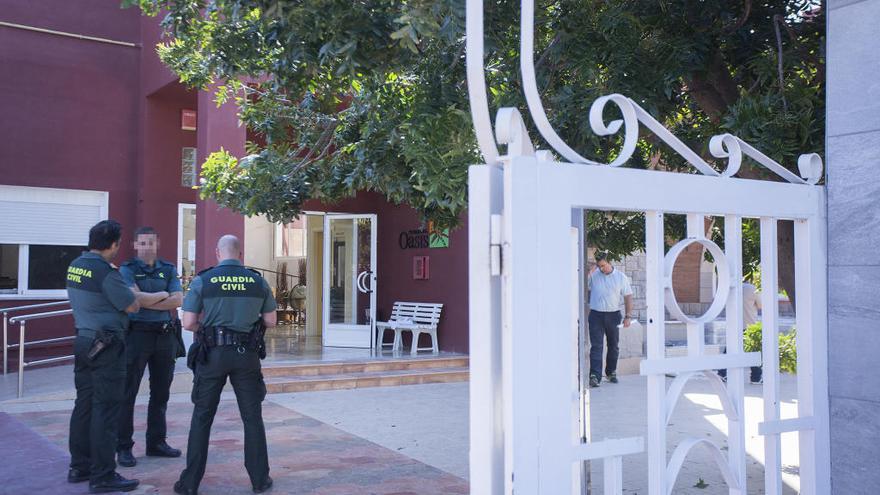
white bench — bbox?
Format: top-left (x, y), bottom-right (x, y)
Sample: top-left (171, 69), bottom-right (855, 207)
top-left (375, 302), bottom-right (443, 355)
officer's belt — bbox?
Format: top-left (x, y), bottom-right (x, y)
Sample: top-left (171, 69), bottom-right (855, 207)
top-left (201, 327), bottom-right (253, 348)
top-left (130, 320), bottom-right (172, 333)
top-left (76, 328), bottom-right (123, 339)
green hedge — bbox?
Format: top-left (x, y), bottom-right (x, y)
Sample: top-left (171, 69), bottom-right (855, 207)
top-left (743, 322), bottom-right (798, 374)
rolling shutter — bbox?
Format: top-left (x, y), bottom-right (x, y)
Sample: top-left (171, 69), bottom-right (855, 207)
top-left (0, 185), bottom-right (108, 246)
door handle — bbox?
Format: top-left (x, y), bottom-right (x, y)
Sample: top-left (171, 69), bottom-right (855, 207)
top-left (356, 270), bottom-right (374, 294)
top-left (357, 271), bottom-right (374, 294)
top-left (356, 271), bottom-right (367, 293)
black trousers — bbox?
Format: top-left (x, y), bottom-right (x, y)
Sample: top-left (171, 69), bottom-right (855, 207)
top-left (69, 334), bottom-right (126, 482)
top-left (118, 327), bottom-right (177, 451)
top-left (588, 310), bottom-right (622, 378)
top-left (177, 345), bottom-right (269, 491)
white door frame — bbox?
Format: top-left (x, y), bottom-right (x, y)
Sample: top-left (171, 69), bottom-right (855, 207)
top-left (322, 213), bottom-right (377, 348)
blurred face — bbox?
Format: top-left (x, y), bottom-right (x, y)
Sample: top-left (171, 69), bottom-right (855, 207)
top-left (597, 259), bottom-right (613, 274)
top-left (133, 233), bottom-right (159, 261)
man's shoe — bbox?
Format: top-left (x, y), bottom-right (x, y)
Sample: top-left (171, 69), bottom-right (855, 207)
top-left (89, 472), bottom-right (139, 493)
top-left (146, 441), bottom-right (182, 458)
top-left (606, 372), bottom-right (618, 384)
top-left (174, 480), bottom-right (198, 495)
top-left (67, 468), bottom-right (90, 483)
top-left (589, 374), bottom-right (601, 388)
top-left (117, 449), bottom-right (136, 467)
top-left (253, 476), bottom-right (273, 493)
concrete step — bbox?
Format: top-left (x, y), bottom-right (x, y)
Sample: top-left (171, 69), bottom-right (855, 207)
top-left (261, 356), bottom-right (469, 378)
top-left (264, 366), bottom-right (469, 393)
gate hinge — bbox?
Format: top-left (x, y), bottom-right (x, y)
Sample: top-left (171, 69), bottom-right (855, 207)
top-left (490, 214), bottom-right (503, 276)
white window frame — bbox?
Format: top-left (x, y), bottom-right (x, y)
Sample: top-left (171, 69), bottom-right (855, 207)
top-left (0, 185), bottom-right (108, 300)
top-left (274, 221), bottom-right (308, 260)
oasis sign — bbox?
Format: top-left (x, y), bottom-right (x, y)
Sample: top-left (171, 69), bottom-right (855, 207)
top-left (399, 224), bottom-right (449, 250)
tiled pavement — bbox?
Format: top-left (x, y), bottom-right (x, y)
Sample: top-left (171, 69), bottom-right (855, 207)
top-left (9, 400), bottom-right (468, 495)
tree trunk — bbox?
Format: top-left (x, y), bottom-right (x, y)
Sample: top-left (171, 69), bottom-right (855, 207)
top-left (777, 220), bottom-right (797, 314)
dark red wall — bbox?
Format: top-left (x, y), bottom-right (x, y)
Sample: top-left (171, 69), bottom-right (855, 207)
top-left (0, 3), bottom-right (204, 364)
top-left (0, 2), bottom-right (144, 357)
top-left (138, 82), bottom-right (199, 261)
top-left (306, 193), bottom-right (470, 354)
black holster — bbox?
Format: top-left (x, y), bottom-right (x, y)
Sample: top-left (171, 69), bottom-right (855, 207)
top-left (171, 319), bottom-right (186, 358)
top-left (87, 330), bottom-right (116, 361)
top-left (253, 321), bottom-right (267, 360)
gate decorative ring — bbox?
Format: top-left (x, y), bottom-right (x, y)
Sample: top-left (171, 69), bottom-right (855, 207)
top-left (663, 238), bottom-right (731, 325)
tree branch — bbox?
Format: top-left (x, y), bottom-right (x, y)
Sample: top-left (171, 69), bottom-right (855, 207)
top-left (773, 14), bottom-right (788, 111)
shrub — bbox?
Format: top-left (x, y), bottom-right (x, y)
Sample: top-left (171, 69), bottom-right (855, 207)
top-left (743, 322), bottom-right (797, 374)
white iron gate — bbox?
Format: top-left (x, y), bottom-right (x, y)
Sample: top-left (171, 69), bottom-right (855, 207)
top-left (466, 2), bottom-right (830, 495)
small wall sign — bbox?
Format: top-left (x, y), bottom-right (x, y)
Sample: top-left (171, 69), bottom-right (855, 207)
top-left (181, 109), bottom-right (197, 131)
top-left (413, 256), bottom-right (430, 280)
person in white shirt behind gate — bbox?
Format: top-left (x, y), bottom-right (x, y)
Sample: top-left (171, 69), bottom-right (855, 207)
top-left (587, 252), bottom-right (634, 388)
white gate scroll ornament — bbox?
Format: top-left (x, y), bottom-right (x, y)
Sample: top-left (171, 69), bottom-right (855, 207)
top-left (465, 1), bottom-right (831, 495)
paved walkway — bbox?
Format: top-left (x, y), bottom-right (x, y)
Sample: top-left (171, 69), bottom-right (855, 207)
top-left (1, 365), bottom-right (802, 494)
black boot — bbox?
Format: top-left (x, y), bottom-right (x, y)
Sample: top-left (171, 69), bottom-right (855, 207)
top-left (174, 480), bottom-right (198, 494)
top-left (89, 472), bottom-right (139, 493)
top-left (117, 448), bottom-right (137, 467)
top-left (253, 476), bottom-right (273, 493)
top-left (146, 441), bottom-right (182, 458)
top-left (67, 468), bottom-right (91, 483)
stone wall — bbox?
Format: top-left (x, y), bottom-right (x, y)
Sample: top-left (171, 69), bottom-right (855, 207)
top-left (826, 1), bottom-right (880, 491)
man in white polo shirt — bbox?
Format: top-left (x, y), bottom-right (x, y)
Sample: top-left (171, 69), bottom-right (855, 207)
top-left (587, 252), bottom-right (634, 387)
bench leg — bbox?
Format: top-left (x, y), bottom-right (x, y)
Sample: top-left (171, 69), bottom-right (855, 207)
top-left (411, 330), bottom-right (422, 356)
top-left (430, 329), bottom-right (438, 354)
top-left (392, 329), bottom-right (403, 354)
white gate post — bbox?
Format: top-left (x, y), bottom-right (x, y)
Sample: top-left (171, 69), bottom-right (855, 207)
top-left (469, 163), bottom-right (506, 495)
top-left (793, 216), bottom-right (831, 495)
top-left (504, 156), bottom-right (542, 493)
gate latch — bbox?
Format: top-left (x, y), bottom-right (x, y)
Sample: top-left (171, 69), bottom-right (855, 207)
top-left (490, 214), bottom-right (502, 276)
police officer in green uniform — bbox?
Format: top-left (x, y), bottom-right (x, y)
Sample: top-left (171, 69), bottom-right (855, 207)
top-left (174, 235), bottom-right (277, 495)
top-left (116, 227), bottom-right (184, 467)
top-left (66, 220), bottom-right (169, 493)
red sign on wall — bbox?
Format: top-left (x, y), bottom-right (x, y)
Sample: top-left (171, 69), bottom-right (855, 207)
top-left (181, 109), bottom-right (197, 131)
top-left (413, 256), bottom-right (430, 280)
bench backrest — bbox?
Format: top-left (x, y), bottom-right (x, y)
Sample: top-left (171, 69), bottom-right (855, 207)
top-left (390, 302), bottom-right (443, 326)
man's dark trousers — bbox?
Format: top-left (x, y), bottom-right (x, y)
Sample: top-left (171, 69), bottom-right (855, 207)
top-left (588, 309), bottom-right (622, 378)
top-left (69, 334), bottom-right (126, 482)
top-left (177, 345), bottom-right (269, 491)
top-left (118, 325), bottom-right (176, 451)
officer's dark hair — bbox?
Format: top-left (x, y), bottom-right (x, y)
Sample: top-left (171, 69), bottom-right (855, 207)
top-left (134, 226), bottom-right (158, 237)
top-left (595, 251), bottom-right (610, 263)
top-left (88, 220), bottom-right (123, 251)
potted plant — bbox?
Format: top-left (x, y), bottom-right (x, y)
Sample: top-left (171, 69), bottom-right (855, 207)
top-left (291, 258), bottom-right (307, 309)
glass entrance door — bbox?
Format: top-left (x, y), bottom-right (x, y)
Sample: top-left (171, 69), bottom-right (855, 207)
top-left (322, 214), bottom-right (377, 348)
